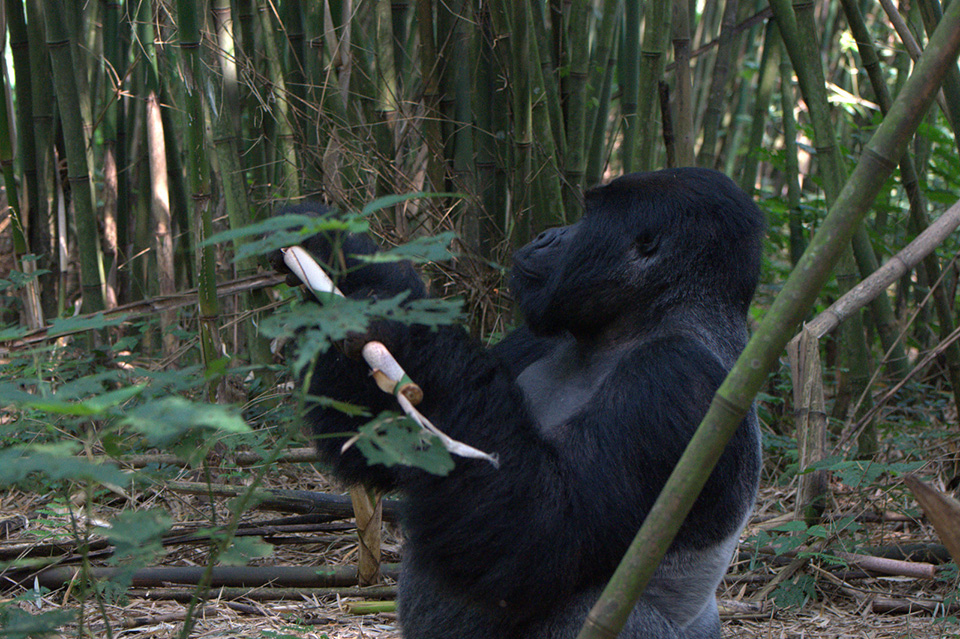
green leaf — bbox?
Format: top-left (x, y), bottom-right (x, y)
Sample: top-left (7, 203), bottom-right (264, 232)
top-left (772, 520), bottom-right (808, 533)
top-left (221, 537), bottom-right (274, 566)
top-left (311, 395), bottom-right (371, 417)
top-left (22, 384), bottom-right (146, 416)
top-left (771, 574), bottom-right (816, 609)
top-left (285, 295), bottom-right (461, 339)
top-left (0, 324), bottom-right (28, 341)
top-left (359, 191), bottom-right (463, 217)
top-left (97, 510), bottom-right (172, 565)
top-left (355, 232), bottom-right (456, 264)
top-left (122, 397), bottom-right (250, 448)
top-left (47, 313), bottom-right (128, 337)
top-left (263, 295), bottom-right (464, 376)
top-left (0, 608), bottom-right (75, 638)
top-left (0, 446), bottom-right (129, 488)
top-left (353, 413), bottom-right (454, 475)
top-left (202, 212), bottom-right (370, 263)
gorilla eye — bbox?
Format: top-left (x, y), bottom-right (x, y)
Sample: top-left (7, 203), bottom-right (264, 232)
top-left (633, 232), bottom-right (660, 257)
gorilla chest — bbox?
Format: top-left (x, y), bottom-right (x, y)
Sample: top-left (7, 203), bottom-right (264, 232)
top-left (516, 340), bottom-right (627, 433)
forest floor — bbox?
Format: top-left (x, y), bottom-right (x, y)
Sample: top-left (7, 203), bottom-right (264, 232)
top-left (2, 458), bottom-right (958, 638)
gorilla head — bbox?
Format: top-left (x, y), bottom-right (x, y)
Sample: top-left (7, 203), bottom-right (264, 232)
top-left (510, 167), bottom-right (764, 339)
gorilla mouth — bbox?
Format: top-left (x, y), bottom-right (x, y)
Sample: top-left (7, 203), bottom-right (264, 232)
top-left (512, 261), bottom-right (548, 283)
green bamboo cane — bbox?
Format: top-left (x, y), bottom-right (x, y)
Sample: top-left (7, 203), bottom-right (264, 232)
top-left (201, 41), bottom-right (275, 359)
top-left (24, 0), bottom-right (57, 314)
top-left (916, 0), bottom-right (960, 155)
top-left (737, 19), bottom-right (779, 194)
top-left (158, 79), bottom-right (194, 288)
top-left (176, 0), bottom-right (221, 376)
top-left (576, 3), bottom-right (960, 635)
top-left (529, 0), bottom-right (567, 161)
top-left (5, 0), bottom-right (45, 322)
top-left (636, 0), bottom-right (668, 172)
top-left (488, 0), bottom-right (532, 243)
top-left (778, 0), bottom-right (885, 515)
top-left (563, 0), bottom-right (590, 207)
top-left (670, 0), bottom-right (694, 167)
top-left (841, 0), bottom-right (960, 420)
top-left (5, 0), bottom-right (40, 255)
top-left (619, 0), bottom-right (641, 172)
top-left (720, 32), bottom-right (756, 178)
top-left (212, 0), bottom-right (241, 132)
top-left (43, 0), bottom-right (105, 314)
top-left (699, 0), bottom-right (739, 169)
top-left (773, 0), bottom-right (910, 379)
top-left (435, 1), bottom-right (457, 161)
top-left (64, 2), bottom-right (94, 171)
top-left (300, 1), bottom-right (326, 194)
top-left (779, 47), bottom-right (805, 267)
top-left (236, 0), bottom-right (269, 193)
top-left (259, 5), bottom-right (302, 201)
top-left (523, 0), bottom-right (566, 228)
top-left (390, 0), bottom-right (409, 93)
top-left (0, 61), bottom-right (26, 260)
top-left (585, 0), bottom-right (621, 186)
top-left (688, 0), bottom-right (721, 130)
top-left (471, 0), bottom-right (504, 257)
top-left (283, 0), bottom-right (307, 113)
top-left (443, 0), bottom-right (477, 247)
top-left (372, 0), bottom-right (400, 199)
top-left (99, 0), bottom-right (125, 309)
top-left (415, 0), bottom-right (446, 194)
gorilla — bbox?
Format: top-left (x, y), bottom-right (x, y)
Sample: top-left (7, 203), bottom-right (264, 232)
top-left (271, 167), bottom-right (764, 638)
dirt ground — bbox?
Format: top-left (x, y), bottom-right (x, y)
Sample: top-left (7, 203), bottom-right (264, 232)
top-left (3, 475), bottom-right (958, 639)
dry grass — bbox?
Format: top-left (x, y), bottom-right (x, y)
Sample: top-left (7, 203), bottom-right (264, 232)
top-left (2, 458), bottom-right (959, 638)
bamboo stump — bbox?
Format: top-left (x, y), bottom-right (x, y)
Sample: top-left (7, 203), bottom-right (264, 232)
top-left (349, 485), bottom-right (382, 585)
top-left (787, 327), bottom-right (829, 524)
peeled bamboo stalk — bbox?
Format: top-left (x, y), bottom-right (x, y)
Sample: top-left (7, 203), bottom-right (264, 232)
top-left (280, 245), bottom-right (498, 466)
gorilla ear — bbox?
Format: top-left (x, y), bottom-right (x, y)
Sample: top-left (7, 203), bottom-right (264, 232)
top-left (631, 231), bottom-right (660, 258)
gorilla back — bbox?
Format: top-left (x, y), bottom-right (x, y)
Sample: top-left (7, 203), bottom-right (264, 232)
top-left (281, 168), bottom-right (764, 638)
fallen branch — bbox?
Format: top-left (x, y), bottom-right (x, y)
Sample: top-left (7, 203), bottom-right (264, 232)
top-left (164, 481), bottom-right (400, 520)
top-left (833, 551), bottom-right (937, 580)
top-left (342, 600), bottom-right (397, 615)
top-left (1, 272), bottom-right (285, 350)
top-left (840, 586), bottom-right (960, 615)
top-left (93, 447), bottom-right (322, 469)
top-left (128, 585), bottom-right (397, 603)
top-left (30, 563), bottom-right (401, 590)
top-left (793, 196), bottom-right (960, 342)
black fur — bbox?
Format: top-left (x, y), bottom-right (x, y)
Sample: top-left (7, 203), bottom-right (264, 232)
top-left (274, 168), bottom-right (764, 638)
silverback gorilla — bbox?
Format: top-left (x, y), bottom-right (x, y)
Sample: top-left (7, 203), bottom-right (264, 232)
top-left (272, 167), bottom-right (764, 638)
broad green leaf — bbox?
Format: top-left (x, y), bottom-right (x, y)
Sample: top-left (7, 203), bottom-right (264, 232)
top-left (23, 384), bottom-right (146, 416)
top-left (122, 397), bottom-right (250, 448)
top-left (0, 608), bottom-right (75, 638)
top-left (221, 537), bottom-right (274, 566)
top-left (47, 313), bottom-right (128, 337)
top-left (96, 510), bottom-right (172, 565)
top-left (354, 232), bottom-right (456, 264)
top-left (0, 446), bottom-right (129, 487)
top-left (360, 191), bottom-right (463, 217)
top-left (203, 212), bottom-right (369, 263)
top-left (354, 413), bottom-right (454, 475)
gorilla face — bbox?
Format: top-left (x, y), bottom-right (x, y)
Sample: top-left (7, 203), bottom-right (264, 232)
top-left (510, 168), bottom-right (763, 339)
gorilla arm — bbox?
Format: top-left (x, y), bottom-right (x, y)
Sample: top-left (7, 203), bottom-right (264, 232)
top-left (355, 326), bottom-right (753, 618)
